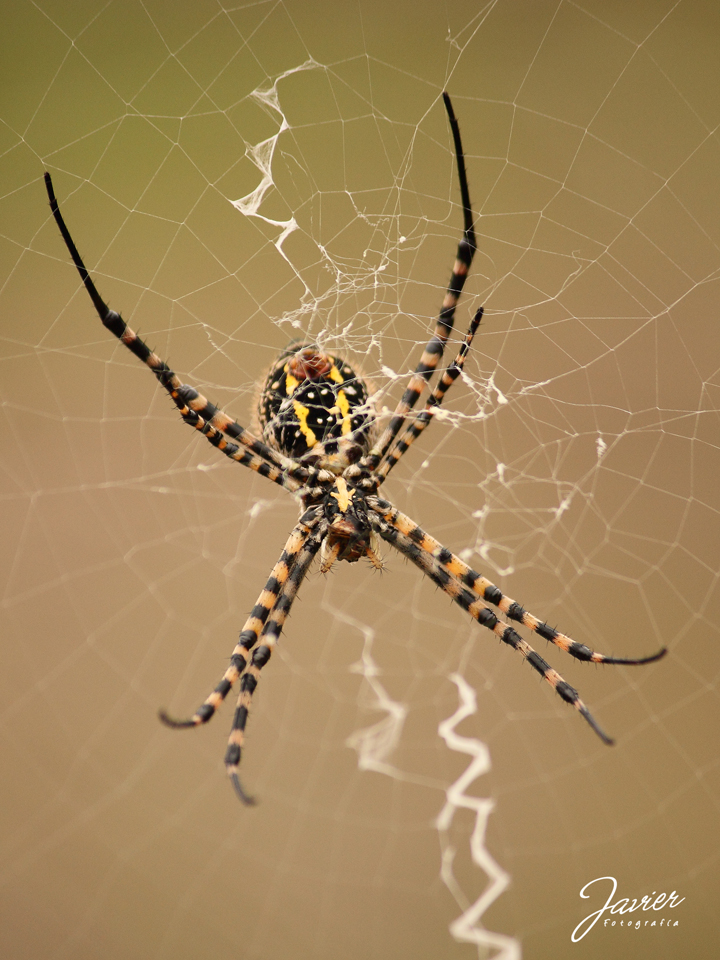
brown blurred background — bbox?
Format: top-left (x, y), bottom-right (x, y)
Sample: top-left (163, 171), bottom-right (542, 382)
top-left (1, 1), bottom-right (718, 958)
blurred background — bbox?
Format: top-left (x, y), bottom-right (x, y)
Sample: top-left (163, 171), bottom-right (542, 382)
top-left (1, 1), bottom-right (718, 958)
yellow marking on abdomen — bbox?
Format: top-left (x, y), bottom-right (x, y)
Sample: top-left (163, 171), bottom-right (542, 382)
top-left (293, 401), bottom-right (317, 449)
top-left (335, 389), bottom-right (352, 434)
top-left (327, 367), bottom-right (353, 435)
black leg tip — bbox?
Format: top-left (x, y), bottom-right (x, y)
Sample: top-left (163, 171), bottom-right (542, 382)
top-left (609, 646), bottom-right (669, 666)
top-left (158, 708), bottom-right (198, 729)
top-left (229, 771), bottom-right (257, 806)
top-left (580, 705), bottom-right (615, 746)
top-left (44, 172), bottom-right (57, 204)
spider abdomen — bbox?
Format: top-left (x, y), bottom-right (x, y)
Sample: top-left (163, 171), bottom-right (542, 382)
top-left (258, 343), bottom-right (374, 461)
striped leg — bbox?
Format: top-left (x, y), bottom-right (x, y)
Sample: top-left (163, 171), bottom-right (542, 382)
top-left (369, 497), bottom-right (667, 668)
top-left (225, 524), bottom-right (326, 804)
top-left (370, 513), bottom-right (617, 744)
top-left (184, 418), bottom-right (302, 491)
top-left (376, 307), bottom-right (483, 483)
top-left (45, 173), bottom-right (307, 489)
top-left (159, 507), bottom-right (322, 734)
top-left (359, 93), bottom-right (477, 475)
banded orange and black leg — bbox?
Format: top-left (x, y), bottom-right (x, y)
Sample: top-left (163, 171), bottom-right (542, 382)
top-left (224, 523), bottom-right (326, 803)
top-left (369, 498), bottom-right (667, 668)
top-left (376, 306), bottom-right (483, 484)
top-left (44, 173), bottom-right (307, 490)
top-left (370, 509), bottom-right (666, 744)
top-left (159, 507), bottom-right (323, 738)
top-left (360, 93), bottom-right (478, 476)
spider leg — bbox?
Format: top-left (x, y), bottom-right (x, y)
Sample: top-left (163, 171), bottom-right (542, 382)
top-left (369, 497), bottom-right (667, 667)
top-left (225, 522), bottom-right (326, 804)
top-left (44, 173), bottom-right (308, 489)
top-left (370, 512), bottom-right (616, 744)
top-left (376, 307), bottom-right (483, 483)
top-left (159, 506), bottom-right (322, 733)
top-left (358, 93), bottom-right (477, 477)
top-left (191, 420), bottom-right (303, 492)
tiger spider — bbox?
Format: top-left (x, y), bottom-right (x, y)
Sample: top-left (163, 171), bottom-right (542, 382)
top-left (45, 93), bottom-right (666, 805)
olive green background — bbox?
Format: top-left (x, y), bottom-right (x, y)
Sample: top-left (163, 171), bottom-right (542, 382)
top-left (1, 1), bottom-right (718, 958)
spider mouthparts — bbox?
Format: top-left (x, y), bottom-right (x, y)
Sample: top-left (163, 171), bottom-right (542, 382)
top-left (229, 771), bottom-right (257, 806)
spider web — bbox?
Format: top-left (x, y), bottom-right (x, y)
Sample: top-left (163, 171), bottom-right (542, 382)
top-left (1, 1), bottom-right (718, 958)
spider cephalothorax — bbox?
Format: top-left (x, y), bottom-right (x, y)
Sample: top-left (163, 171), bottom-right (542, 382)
top-left (45, 93), bottom-right (666, 805)
top-left (316, 475), bottom-right (382, 571)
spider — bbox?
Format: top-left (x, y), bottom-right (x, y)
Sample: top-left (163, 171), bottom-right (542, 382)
top-left (45, 93), bottom-right (666, 805)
